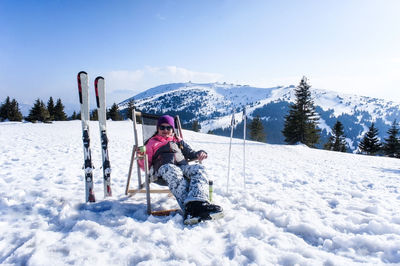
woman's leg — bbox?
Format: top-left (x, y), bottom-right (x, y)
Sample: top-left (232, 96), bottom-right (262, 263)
top-left (157, 164), bottom-right (188, 210)
top-left (180, 164), bottom-right (209, 205)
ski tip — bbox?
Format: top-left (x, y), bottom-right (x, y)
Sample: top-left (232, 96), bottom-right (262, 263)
top-left (78, 71), bottom-right (88, 77)
top-left (94, 76), bottom-right (104, 108)
top-left (95, 76), bottom-right (104, 82)
top-left (77, 72), bottom-right (86, 104)
top-left (94, 76), bottom-right (104, 91)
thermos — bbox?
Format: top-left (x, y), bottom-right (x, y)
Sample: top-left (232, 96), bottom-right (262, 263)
top-left (209, 180), bottom-right (213, 202)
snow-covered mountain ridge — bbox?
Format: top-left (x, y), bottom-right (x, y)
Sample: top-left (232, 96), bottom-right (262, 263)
top-left (120, 82), bottom-right (400, 151)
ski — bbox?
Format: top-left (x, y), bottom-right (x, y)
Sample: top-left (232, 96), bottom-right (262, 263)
top-left (77, 71), bottom-right (96, 202)
top-left (94, 76), bottom-right (112, 197)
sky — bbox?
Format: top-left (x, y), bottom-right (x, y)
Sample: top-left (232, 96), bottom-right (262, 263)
top-left (1, 0), bottom-right (400, 113)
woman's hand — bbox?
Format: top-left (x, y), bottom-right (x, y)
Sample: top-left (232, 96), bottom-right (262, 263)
top-left (136, 146), bottom-right (146, 157)
top-left (197, 151), bottom-right (208, 162)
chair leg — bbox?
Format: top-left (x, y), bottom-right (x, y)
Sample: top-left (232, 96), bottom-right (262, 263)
top-left (144, 154), bottom-right (151, 214)
top-left (125, 145), bottom-right (136, 195)
top-left (151, 209), bottom-right (180, 216)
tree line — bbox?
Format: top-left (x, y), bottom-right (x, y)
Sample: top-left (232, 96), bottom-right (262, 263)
top-left (253, 76), bottom-right (400, 158)
top-left (0, 96), bottom-right (129, 123)
top-left (0, 96), bottom-right (68, 122)
top-left (357, 121), bottom-right (400, 157)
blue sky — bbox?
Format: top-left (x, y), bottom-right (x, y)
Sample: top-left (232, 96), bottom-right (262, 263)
top-left (1, 0), bottom-right (400, 113)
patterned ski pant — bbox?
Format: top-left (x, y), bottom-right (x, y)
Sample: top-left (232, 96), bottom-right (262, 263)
top-left (157, 164), bottom-right (209, 210)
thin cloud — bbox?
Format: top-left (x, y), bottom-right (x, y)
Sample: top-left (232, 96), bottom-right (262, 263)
top-left (105, 66), bottom-right (224, 103)
top-left (107, 66), bottom-right (223, 93)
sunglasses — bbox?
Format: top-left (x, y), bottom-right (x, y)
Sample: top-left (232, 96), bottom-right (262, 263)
top-left (159, 125), bottom-right (173, 131)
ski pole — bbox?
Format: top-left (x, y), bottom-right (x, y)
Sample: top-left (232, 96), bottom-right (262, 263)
top-left (243, 107), bottom-right (246, 188)
top-left (227, 112), bottom-right (235, 194)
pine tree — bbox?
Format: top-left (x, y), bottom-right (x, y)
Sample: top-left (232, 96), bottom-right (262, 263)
top-left (358, 123), bottom-right (381, 155)
top-left (26, 99), bottom-right (50, 122)
top-left (47, 97), bottom-right (55, 121)
top-left (324, 120), bottom-right (347, 152)
top-left (0, 97), bottom-right (22, 121)
top-left (126, 99), bottom-right (135, 120)
top-left (107, 103), bottom-right (123, 121)
top-left (69, 111), bottom-right (78, 120)
top-left (192, 120), bottom-right (200, 132)
top-left (382, 120), bottom-right (400, 158)
top-left (53, 98), bottom-right (67, 121)
top-left (282, 76), bottom-right (320, 147)
top-left (249, 115), bottom-right (266, 142)
top-left (69, 111), bottom-right (81, 120)
top-left (9, 99), bottom-right (23, 121)
top-left (0, 97), bottom-right (11, 121)
top-left (90, 109), bottom-right (98, 121)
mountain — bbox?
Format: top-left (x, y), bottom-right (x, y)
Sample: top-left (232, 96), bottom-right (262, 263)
top-left (119, 82), bottom-right (400, 152)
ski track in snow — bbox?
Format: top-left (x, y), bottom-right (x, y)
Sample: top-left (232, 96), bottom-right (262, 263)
top-left (0, 121), bottom-right (400, 265)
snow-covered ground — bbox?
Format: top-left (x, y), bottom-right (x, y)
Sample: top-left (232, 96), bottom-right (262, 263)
top-left (1, 121), bottom-right (400, 265)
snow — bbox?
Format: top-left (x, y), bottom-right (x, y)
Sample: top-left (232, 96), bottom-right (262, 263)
top-left (1, 121), bottom-right (400, 265)
top-left (318, 118), bottom-right (332, 135)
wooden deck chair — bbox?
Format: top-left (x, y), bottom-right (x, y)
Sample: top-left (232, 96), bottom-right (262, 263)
top-left (125, 110), bottom-right (184, 216)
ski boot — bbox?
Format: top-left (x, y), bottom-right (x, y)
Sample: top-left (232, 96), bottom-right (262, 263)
top-left (184, 201), bottom-right (224, 225)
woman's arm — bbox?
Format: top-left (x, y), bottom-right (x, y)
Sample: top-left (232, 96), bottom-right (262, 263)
top-left (180, 140), bottom-right (207, 161)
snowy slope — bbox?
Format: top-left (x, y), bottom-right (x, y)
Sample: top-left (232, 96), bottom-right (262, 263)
top-left (1, 121), bottom-right (400, 265)
top-left (120, 82), bottom-right (400, 151)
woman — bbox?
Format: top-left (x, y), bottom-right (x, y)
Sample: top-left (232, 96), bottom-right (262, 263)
top-left (138, 115), bottom-right (223, 224)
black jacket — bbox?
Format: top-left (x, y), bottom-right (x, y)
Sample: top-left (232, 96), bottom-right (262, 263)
top-left (152, 139), bottom-right (205, 172)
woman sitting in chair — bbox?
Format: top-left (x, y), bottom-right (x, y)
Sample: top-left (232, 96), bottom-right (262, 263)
top-left (138, 115), bottom-right (223, 224)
